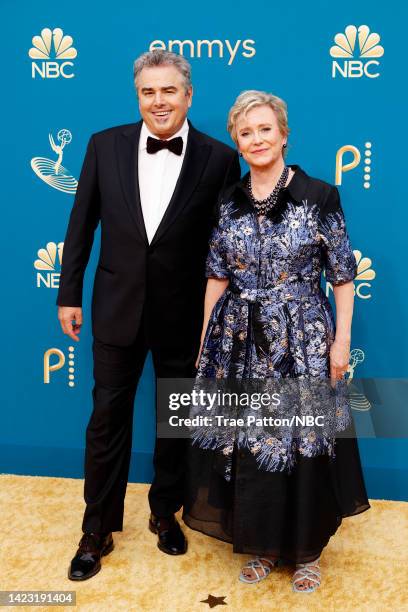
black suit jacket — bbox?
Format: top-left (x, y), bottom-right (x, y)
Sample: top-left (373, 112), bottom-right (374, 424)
top-left (56, 120), bottom-right (240, 348)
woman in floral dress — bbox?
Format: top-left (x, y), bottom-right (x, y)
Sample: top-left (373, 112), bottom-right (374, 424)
top-left (182, 91), bottom-right (370, 593)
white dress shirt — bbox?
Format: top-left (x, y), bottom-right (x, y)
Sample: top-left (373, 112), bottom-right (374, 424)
top-left (138, 119), bottom-right (189, 243)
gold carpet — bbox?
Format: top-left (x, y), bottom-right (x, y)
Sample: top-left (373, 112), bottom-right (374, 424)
top-left (0, 474), bottom-right (407, 612)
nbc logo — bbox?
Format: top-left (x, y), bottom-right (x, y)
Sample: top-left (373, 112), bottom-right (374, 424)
top-left (336, 142), bottom-right (373, 189)
top-left (325, 250), bottom-right (376, 300)
top-left (330, 25), bottom-right (384, 78)
top-left (31, 129), bottom-right (78, 194)
top-left (34, 242), bottom-right (64, 288)
top-left (44, 345), bottom-right (76, 387)
top-left (29, 28), bottom-right (77, 79)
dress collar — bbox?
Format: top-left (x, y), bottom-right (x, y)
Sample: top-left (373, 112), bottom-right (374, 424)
top-left (231, 164), bottom-right (310, 218)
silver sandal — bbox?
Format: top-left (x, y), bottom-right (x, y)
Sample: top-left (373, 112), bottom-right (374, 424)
top-left (292, 557), bottom-right (321, 593)
top-left (239, 556), bottom-right (277, 584)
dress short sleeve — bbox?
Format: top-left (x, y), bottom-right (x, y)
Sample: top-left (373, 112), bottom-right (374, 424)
top-left (205, 202), bottom-right (229, 279)
top-left (318, 186), bottom-right (357, 285)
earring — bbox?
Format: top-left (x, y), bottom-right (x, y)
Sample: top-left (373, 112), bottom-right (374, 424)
top-left (282, 143), bottom-right (287, 149)
top-left (238, 152), bottom-right (243, 157)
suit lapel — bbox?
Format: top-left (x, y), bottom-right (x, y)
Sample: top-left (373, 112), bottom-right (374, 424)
top-left (116, 121), bottom-right (148, 244)
top-left (150, 122), bottom-right (211, 247)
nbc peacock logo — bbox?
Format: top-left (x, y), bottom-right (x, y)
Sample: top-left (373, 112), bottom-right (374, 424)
top-left (325, 249), bottom-right (376, 300)
top-left (29, 28), bottom-right (77, 79)
top-left (31, 129), bottom-right (78, 194)
top-left (330, 25), bottom-right (384, 78)
top-left (353, 250), bottom-right (376, 299)
top-left (34, 242), bottom-right (64, 288)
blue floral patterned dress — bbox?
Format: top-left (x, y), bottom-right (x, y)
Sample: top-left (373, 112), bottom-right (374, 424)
top-left (183, 165), bottom-right (370, 562)
top-left (192, 164), bottom-right (357, 476)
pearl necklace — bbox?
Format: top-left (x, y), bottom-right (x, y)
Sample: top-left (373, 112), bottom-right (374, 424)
top-left (248, 166), bottom-right (289, 216)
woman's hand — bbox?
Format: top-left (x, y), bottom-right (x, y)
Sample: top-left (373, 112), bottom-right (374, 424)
top-left (330, 281), bottom-right (354, 387)
top-left (329, 338), bottom-right (350, 387)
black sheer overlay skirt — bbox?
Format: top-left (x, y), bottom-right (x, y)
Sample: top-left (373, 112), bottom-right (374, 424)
top-left (182, 434), bottom-right (370, 564)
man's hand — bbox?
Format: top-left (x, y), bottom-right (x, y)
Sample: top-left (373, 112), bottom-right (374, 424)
top-left (58, 306), bottom-right (83, 342)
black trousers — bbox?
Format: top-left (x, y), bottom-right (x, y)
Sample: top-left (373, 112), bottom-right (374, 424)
top-left (81, 313), bottom-right (196, 534)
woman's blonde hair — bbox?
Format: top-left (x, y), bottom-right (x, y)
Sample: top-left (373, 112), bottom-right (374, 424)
top-left (227, 90), bottom-right (290, 155)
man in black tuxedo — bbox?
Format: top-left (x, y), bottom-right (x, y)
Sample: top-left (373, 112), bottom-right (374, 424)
top-left (57, 49), bottom-right (240, 580)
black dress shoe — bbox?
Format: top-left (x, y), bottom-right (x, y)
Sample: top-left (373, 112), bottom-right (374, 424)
top-left (148, 513), bottom-right (187, 555)
top-left (68, 532), bottom-right (114, 581)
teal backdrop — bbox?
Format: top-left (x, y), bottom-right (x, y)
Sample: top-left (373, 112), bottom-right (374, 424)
top-left (1, 0), bottom-right (407, 501)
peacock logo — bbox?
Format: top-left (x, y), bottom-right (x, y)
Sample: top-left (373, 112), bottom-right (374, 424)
top-left (354, 250), bottom-right (376, 300)
top-left (324, 250), bottom-right (376, 300)
top-left (355, 253), bottom-right (374, 279)
top-left (330, 25), bottom-right (384, 58)
top-left (44, 344), bottom-right (76, 387)
top-left (335, 142), bottom-right (373, 189)
top-left (29, 28), bottom-right (77, 78)
top-left (330, 25), bottom-right (384, 79)
top-left (34, 242), bottom-right (64, 289)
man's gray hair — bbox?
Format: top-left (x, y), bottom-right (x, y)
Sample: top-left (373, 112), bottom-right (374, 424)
top-left (133, 50), bottom-right (192, 92)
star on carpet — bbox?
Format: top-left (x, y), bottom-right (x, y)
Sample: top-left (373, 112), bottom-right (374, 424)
top-left (200, 594), bottom-right (227, 608)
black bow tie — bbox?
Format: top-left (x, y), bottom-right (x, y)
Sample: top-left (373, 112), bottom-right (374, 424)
top-left (146, 135), bottom-right (183, 156)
